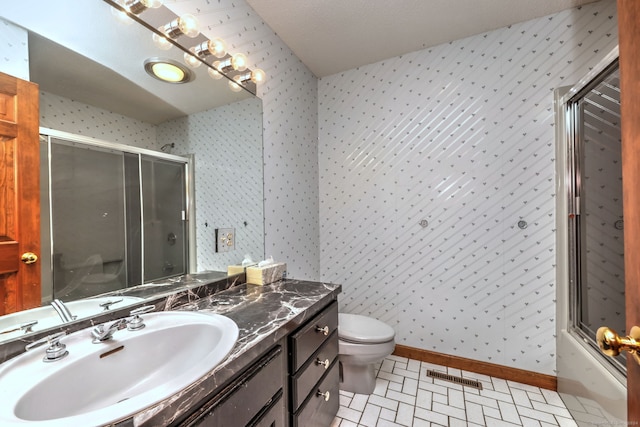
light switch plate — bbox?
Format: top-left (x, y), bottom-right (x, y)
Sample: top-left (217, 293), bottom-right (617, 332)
top-left (215, 228), bottom-right (235, 252)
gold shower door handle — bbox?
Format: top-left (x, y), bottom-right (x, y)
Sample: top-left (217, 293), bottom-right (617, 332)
top-left (21, 252), bottom-right (38, 265)
top-left (596, 326), bottom-right (640, 365)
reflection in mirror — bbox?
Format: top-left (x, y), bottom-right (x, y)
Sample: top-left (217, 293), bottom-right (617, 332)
top-left (40, 132), bottom-right (191, 302)
top-left (565, 58), bottom-right (624, 372)
top-left (0, 0), bottom-right (264, 340)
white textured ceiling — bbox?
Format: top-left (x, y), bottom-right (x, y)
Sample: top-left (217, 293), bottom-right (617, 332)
top-left (244, 0), bottom-right (601, 77)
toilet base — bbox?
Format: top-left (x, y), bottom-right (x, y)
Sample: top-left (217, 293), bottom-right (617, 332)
top-left (339, 360), bottom-right (377, 394)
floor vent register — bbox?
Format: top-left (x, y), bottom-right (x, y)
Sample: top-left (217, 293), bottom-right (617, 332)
top-left (426, 369), bottom-right (483, 390)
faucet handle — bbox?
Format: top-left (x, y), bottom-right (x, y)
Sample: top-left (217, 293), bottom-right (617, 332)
top-left (130, 305), bottom-right (155, 316)
top-left (99, 298), bottom-right (124, 311)
top-left (20, 320), bottom-right (38, 334)
top-left (25, 331), bottom-right (68, 362)
top-left (127, 305), bottom-right (155, 331)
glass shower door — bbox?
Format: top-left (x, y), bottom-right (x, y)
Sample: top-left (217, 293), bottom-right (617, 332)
top-left (567, 61), bottom-right (625, 372)
top-left (42, 133), bottom-right (190, 302)
top-left (141, 156), bottom-right (187, 282)
top-left (49, 140), bottom-right (128, 300)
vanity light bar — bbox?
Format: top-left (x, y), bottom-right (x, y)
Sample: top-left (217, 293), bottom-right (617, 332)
top-left (104, 0), bottom-right (263, 94)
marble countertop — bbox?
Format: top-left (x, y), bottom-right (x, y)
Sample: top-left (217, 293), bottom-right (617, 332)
top-left (131, 279), bottom-right (341, 427)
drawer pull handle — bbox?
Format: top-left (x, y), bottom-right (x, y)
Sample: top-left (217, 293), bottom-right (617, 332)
top-left (316, 358), bottom-right (330, 369)
top-left (316, 390), bottom-right (330, 401)
top-left (316, 325), bottom-right (329, 336)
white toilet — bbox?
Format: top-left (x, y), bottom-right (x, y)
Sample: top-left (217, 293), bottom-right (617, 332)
top-left (338, 313), bottom-right (396, 394)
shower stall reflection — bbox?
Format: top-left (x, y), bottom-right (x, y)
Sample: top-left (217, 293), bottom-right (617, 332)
top-left (41, 132), bottom-right (189, 302)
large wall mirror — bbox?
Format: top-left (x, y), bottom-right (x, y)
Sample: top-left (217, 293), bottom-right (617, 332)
top-left (0, 0), bottom-right (264, 340)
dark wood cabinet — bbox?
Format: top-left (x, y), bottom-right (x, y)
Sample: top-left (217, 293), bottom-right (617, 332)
top-left (179, 345), bottom-right (285, 427)
top-left (178, 299), bottom-right (339, 427)
top-left (288, 301), bottom-right (339, 426)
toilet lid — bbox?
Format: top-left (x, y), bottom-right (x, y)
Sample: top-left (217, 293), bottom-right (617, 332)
top-left (338, 313), bottom-right (395, 344)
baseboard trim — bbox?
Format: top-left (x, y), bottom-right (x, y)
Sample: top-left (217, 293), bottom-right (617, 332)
top-left (393, 344), bottom-right (557, 391)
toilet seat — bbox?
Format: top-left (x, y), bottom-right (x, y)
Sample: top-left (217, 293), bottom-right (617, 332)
top-left (338, 313), bottom-right (395, 344)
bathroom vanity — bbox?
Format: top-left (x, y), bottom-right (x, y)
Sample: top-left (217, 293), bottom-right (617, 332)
top-left (129, 278), bottom-right (341, 427)
top-left (0, 277), bottom-right (341, 427)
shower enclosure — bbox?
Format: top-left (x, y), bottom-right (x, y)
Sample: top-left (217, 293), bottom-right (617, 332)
top-left (40, 129), bottom-right (191, 302)
top-left (555, 47), bottom-right (626, 424)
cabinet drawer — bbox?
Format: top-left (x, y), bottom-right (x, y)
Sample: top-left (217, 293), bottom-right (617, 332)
top-left (291, 359), bottom-right (340, 427)
top-left (289, 301), bottom-right (338, 372)
top-left (181, 346), bottom-right (284, 427)
top-left (249, 390), bottom-right (286, 427)
top-left (290, 331), bottom-right (338, 411)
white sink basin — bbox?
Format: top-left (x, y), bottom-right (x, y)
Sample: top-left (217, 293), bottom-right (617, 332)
top-left (0, 311), bottom-right (239, 427)
top-left (0, 297), bottom-right (144, 342)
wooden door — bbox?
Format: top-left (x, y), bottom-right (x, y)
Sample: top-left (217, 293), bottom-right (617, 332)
top-left (0, 71), bottom-right (40, 315)
top-left (618, 0), bottom-right (640, 422)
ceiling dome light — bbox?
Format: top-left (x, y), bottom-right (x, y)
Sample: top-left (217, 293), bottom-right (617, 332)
top-left (144, 58), bottom-right (194, 84)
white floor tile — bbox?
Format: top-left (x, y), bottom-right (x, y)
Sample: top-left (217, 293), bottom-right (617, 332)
top-left (374, 378), bottom-right (390, 396)
top-left (540, 389), bottom-right (568, 408)
top-left (368, 393), bottom-right (400, 411)
top-left (414, 406), bottom-right (449, 425)
top-left (465, 401), bottom-right (485, 425)
top-left (360, 403), bottom-right (381, 427)
top-left (350, 393), bottom-right (369, 412)
top-left (402, 378), bottom-right (419, 397)
top-left (448, 389), bottom-right (465, 409)
top-left (337, 405), bottom-right (362, 424)
top-left (389, 381), bottom-right (403, 392)
top-left (432, 401), bottom-right (466, 420)
top-left (380, 407), bottom-right (397, 421)
top-left (333, 356), bottom-right (578, 427)
top-left (387, 389), bottom-right (417, 406)
top-left (396, 402), bottom-right (415, 427)
top-left (415, 388), bottom-right (432, 410)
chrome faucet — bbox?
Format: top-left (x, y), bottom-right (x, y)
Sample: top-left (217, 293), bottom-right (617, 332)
top-left (51, 299), bottom-right (76, 323)
top-left (0, 320), bottom-right (38, 335)
top-left (91, 305), bottom-right (155, 343)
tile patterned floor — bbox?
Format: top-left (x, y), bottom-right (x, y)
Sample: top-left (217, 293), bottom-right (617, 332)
top-left (331, 355), bottom-right (578, 427)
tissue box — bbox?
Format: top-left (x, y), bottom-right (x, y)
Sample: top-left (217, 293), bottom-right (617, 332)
top-left (246, 262), bottom-right (286, 285)
top-left (227, 265), bottom-right (245, 276)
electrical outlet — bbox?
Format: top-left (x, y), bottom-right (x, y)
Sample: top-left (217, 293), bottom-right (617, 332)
top-left (215, 228), bottom-right (235, 252)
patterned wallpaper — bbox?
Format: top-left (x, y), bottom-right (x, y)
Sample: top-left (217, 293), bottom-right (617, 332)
top-left (40, 92), bottom-right (158, 149)
top-left (0, 18), bottom-right (29, 80)
top-left (39, 91), bottom-right (264, 273)
top-left (157, 98), bottom-right (264, 272)
top-left (318, 0), bottom-right (618, 375)
top-left (1, 0), bottom-right (624, 376)
top-left (165, 0), bottom-right (321, 279)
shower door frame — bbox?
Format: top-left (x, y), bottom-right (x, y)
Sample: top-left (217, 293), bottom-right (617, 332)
top-left (555, 46), bottom-right (627, 423)
top-left (39, 128), bottom-right (196, 301)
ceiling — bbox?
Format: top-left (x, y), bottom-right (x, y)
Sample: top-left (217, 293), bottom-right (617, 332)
top-left (244, 0), bottom-right (601, 77)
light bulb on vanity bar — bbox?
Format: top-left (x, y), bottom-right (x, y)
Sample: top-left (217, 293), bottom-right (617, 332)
top-left (207, 66), bottom-right (224, 80)
top-left (214, 53), bottom-right (249, 74)
top-left (228, 75), bottom-right (244, 92)
top-left (184, 38), bottom-right (227, 69)
top-left (125, 0), bottom-right (163, 14)
top-left (163, 14), bottom-right (200, 38)
top-left (184, 49), bottom-right (202, 68)
top-left (193, 39), bottom-right (227, 59)
top-left (153, 14), bottom-right (199, 50)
